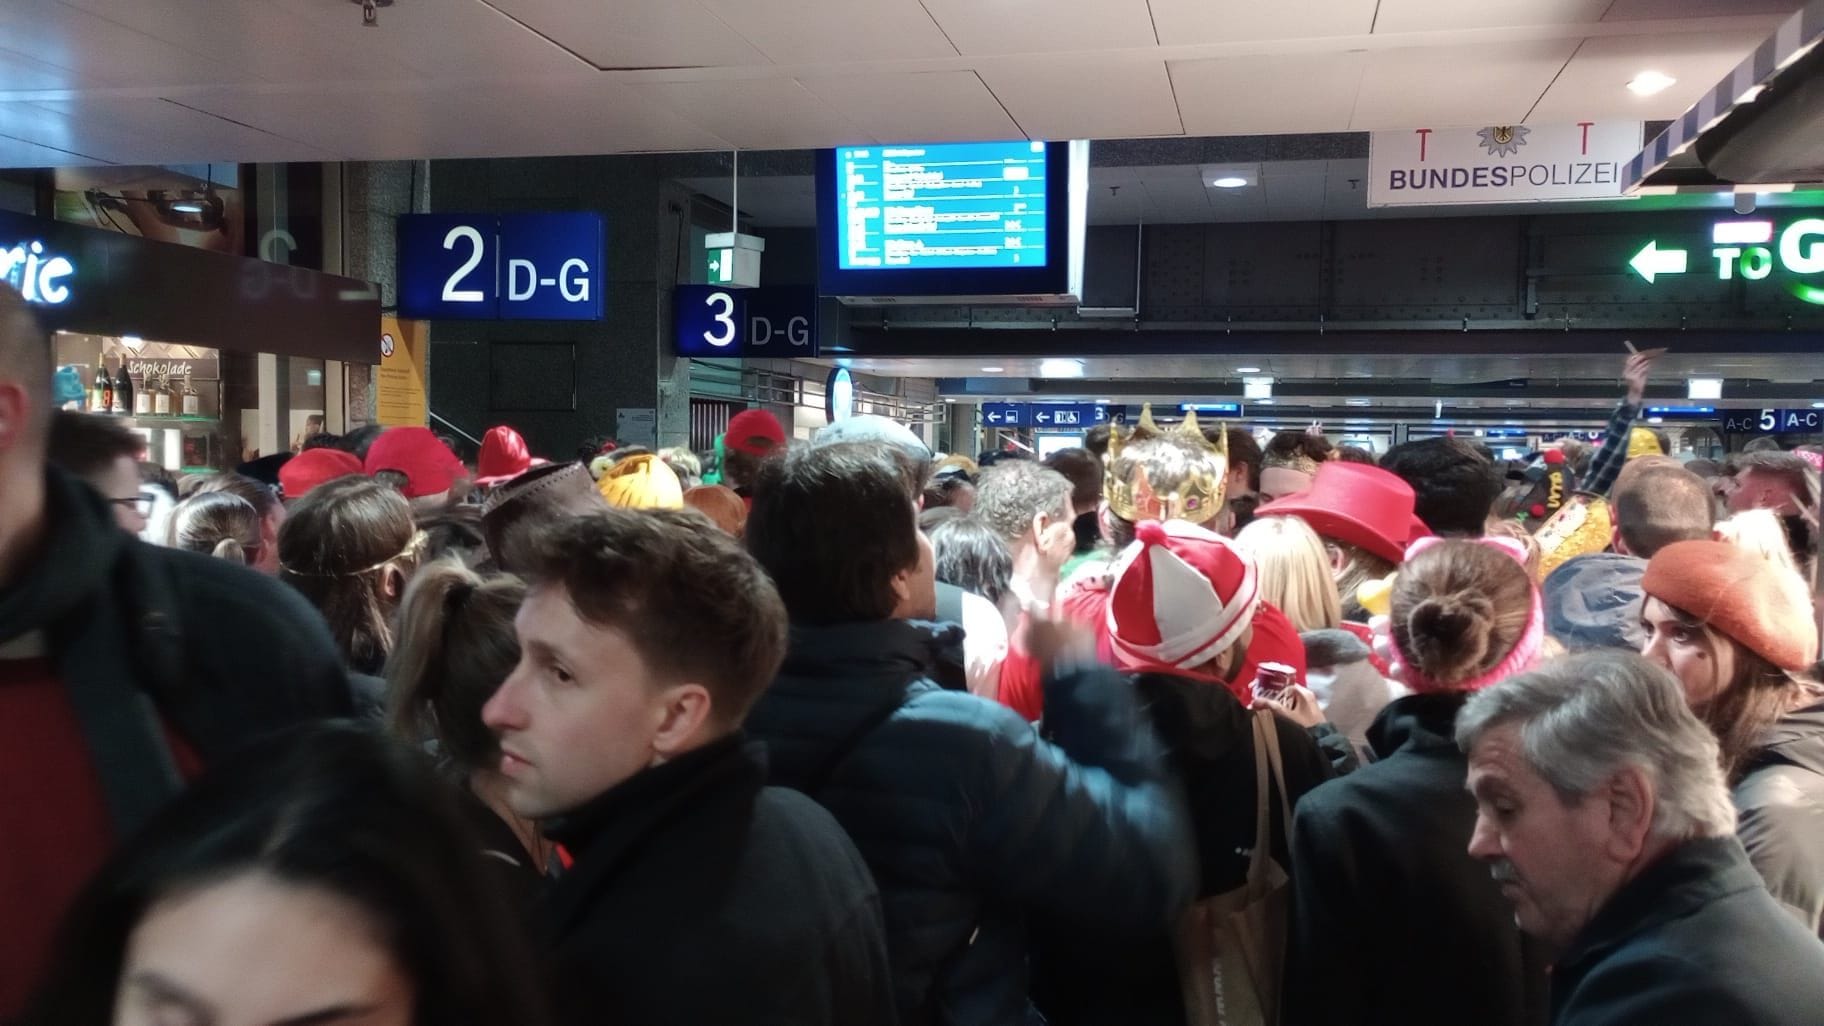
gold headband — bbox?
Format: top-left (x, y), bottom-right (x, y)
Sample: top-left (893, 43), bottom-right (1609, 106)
top-left (1103, 404), bottom-right (1229, 525)
top-left (280, 529), bottom-right (428, 578)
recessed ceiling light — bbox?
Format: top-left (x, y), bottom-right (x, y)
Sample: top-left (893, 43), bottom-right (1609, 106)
top-left (1346, 399), bottom-right (1371, 406)
top-left (1210, 176), bottom-right (1249, 189)
top-left (1811, 402), bottom-right (1824, 409)
top-left (1235, 366), bottom-right (1261, 374)
top-left (1039, 358), bottom-right (1084, 379)
top-left (1095, 398), bottom-right (1113, 404)
top-left (1627, 70), bottom-right (1677, 96)
top-left (1255, 398), bottom-right (1275, 405)
top-left (980, 366), bottom-right (1005, 373)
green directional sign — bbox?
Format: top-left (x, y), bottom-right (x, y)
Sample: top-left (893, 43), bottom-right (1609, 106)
top-left (1629, 218), bottom-right (1824, 306)
top-left (1628, 240), bottom-right (1687, 284)
top-left (707, 247), bottom-right (733, 285)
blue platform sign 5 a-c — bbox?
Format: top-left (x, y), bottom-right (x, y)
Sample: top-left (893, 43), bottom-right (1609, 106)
top-left (397, 212), bottom-right (604, 321)
top-left (673, 285), bottom-right (818, 357)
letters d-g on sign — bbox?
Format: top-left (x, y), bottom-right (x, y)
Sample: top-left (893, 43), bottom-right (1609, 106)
top-left (673, 285), bottom-right (818, 358)
top-left (396, 212), bottom-right (604, 321)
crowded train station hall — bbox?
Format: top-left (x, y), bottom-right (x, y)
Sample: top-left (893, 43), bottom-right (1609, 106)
top-left (8, 1), bottom-right (1824, 1024)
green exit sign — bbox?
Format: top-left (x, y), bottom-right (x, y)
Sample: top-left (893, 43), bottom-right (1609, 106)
top-left (707, 247), bottom-right (733, 284)
top-left (1629, 218), bottom-right (1824, 305)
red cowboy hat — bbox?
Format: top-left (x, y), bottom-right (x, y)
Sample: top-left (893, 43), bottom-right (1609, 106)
top-left (1255, 460), bottom-right (1429, 565)
top-left (474, 425), bottom-right (547, 487)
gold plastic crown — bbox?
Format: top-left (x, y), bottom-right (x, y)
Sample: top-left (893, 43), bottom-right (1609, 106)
top-left (1104, 404), bottom-right (1230, 525)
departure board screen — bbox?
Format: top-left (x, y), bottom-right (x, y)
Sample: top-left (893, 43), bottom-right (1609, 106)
top-left (835, 141), bottom-right (1049, 271)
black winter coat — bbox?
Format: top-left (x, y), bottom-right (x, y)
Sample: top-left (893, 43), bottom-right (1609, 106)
top-left (1735, 700), bottom-right (1824, 938)
top-left (1550, 836), bottom-right (1824, 1025)
top-left (1282, 693), bottom-right (1551, 1026)
top-left (1031, 671), bottom-right (1335, 1026)
top-left (0, 467), bottom-right (353, 833)
top-left (537, 735), bottom-right (895, 1026)
top-left (746, 620), bottom-right (1197, 1026)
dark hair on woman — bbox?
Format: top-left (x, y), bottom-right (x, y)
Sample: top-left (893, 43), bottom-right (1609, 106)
top-left (748, 443), bottom-right (919, 625)
top-left (387, 559), bottom-right (525, 774)
top-left (191, 471), bottom-right (281, 522)
top-left (279, 476), bottom-right (421, 675)
top-left (167, 490), bottom-right (261, 564)
top-left (1391, 540), bottom-right (1534, 689)
top-left (336, 423), bottom-right (388, 462)
top-left (927, 515), bottom-right (1013, 606)
top-left (22, 722), bottom-right (548, 1026)
top-left (415, 503), bottom-right (489, 567)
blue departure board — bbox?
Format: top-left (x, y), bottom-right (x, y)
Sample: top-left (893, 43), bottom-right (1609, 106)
top-left (835, 141), bottom-right (1049, 271)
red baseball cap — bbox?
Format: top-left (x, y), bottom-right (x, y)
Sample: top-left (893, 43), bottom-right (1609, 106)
top-left (474, 425), bottom-right (547, 487)
top-left (725, 409), bottom-right (786, 457)
top-left (279, 448), bottom-right (364, 500)
top-left (363, 426), bottom-right (466, 499)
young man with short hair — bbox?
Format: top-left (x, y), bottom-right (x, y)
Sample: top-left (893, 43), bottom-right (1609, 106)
top-left (46, 410), bottom-right (151, 534)
top-left (1380, 436), bottom-right (1504, 537)
top-left (482, 509), bottom-right (894, 1026)
top-left (744, 442), bottom-right (1195, 1026)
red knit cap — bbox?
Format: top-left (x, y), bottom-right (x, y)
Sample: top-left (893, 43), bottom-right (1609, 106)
top-left (1641, 539), bottom-right (1819, 672)
top-left (1107, 519), bottom-right (1260, 674)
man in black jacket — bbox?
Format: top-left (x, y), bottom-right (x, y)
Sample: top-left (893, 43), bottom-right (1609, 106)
top-left (1458, 651), bottom-right (1824, 1025)
top-left (0, 284), bottom-right (354, 1018)
top-left (744, 442), bottom-right (1197, 1026)
top-left (481, 509), bottom-right (894, 1026)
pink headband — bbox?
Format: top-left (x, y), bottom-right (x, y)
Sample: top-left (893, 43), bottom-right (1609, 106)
top-left (1797, 450), bottom-right (1824, 473)
top-left (1386, 535), bottom-right (1545, 694)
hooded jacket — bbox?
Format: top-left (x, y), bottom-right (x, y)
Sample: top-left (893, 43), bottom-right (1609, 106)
top-left (1, 466), bottom-right (352, 1017)
top-left (1550, 836), bottom-right (1824, 1026)
top-left (1734, 700), bottom-right (1824, 938)
top-left (1542, 553), bottom-right (1646, 653)
top-left (745, 619), bottom-right (1196, 1026)
top-left (1282, 693), bottom-right (1551, 1026)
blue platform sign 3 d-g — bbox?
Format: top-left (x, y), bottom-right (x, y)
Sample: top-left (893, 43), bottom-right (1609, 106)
top-left (673, 285), bottom-right (818, 358)
top-left (397, 212), bottom-right (604, 321)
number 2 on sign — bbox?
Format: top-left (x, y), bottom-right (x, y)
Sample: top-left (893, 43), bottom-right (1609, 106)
top-left (441, 225), bottom-right (488, 303)
top-left (704, 291), bottom-right (736, 348)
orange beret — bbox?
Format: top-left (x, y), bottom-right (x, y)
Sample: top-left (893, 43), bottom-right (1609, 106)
top-left (1641, 539), bottom-right (1818, 672)
top-left (683, 485), bottom-right (747, 536)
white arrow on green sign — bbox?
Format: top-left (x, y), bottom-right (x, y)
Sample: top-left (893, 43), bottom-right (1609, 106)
top-left (1629, 240), bottom-right (1688, 284)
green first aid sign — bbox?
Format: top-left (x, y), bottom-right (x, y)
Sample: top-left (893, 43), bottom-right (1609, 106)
top-left (1629, 218), bottom-right (1824, 305)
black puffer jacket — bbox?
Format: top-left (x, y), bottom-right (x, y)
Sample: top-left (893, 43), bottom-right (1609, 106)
top-left (1031, 671), bottom-right (1334, 1026)
top-left (746, 620), bottom-right (1197, 1026)
top-left (1735, 700), bottom-right (1824, 938)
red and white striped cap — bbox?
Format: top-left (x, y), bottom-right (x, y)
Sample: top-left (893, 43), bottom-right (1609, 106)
top-left (1107, 518), bottom-right (1260, 673)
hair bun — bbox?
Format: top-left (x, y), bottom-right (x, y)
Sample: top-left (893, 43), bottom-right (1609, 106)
top-left (1406, 594), bottom-right (1495, 679)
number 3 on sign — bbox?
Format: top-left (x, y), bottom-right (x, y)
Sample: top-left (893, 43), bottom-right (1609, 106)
top-left (441, 225), bottom-right (488, 303)
top-left (704, 290), bottom-right (737, 348)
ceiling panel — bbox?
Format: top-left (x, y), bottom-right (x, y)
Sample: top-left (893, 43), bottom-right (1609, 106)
top-left (1371, 0), bottom-right (1607, 34)
top-left (703, 0), bottom-right (955, 63)
top-left (920, 0), bottom-right (1157, 56)
top-left (265, 0), bottom-right (591, 78)
top-left (54, 0), bottom-right (382, 84)
top-left (0, 130), bottom-right (98, 167)
top-left (1526, 26), bottom-right (1775, 123)
top-left (1172, 53), bottom-right (1367, 136)
top-left (0, 47), bottom-right (91, 92)
top-left (0, 0), bottom-right (253, 89)
top-left (1148, 0), bottom-right (1376, 45)
top-left (20, 98), bottom-right (332, 164)
top-left (643, 78), bottom-right (871, 150)
top-left (980, 59), bottom-right (1183, 140)
top-left (1350, 39), bottom-right (1582, 130)
top-left (799, 71), bottom-right (1021, 143)
top-left (480, 0), bottom-right (768, 69)
top-left (1601, 0), bottom-right (1806, 20)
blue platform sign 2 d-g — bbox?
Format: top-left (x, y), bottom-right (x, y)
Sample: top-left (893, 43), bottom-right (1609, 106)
top-left (673, 285), bottom-right (818, 358)
top-left (396, 212), bottom-right (604, 321)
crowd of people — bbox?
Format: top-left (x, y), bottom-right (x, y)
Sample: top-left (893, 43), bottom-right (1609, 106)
top-left (6, 279), bottom-right (1824, 1025)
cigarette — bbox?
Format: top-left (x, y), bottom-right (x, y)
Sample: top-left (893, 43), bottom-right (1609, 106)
top-left (1624, 340), bottom-right (1638, 353)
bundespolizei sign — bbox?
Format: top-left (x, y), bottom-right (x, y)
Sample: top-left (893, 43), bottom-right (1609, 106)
top-left (1369, 122), bottom-right (1643, 208)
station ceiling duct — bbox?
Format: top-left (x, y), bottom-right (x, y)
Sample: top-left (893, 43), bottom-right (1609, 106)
top-left (1625, 0), bottom-right (1824, 194)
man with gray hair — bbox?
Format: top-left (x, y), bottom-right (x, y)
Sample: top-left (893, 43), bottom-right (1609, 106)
top-left (1458, 651), bottom-right (1824, 1024)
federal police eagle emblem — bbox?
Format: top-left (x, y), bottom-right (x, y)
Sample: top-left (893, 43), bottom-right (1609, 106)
top-left (1477, 125), bottom-right (1530, 157)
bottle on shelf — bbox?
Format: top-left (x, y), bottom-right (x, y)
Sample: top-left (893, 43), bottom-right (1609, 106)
top-left (132, 367), bottom-right (151, 415)
top-left (91, 363), bottom-right (111, 413)
top-left (111, 357), bottom-right (131, 412)
top-left (152, 369), bottom-right (172, 416)
top-left (181, 372), bottom-right (200, 416)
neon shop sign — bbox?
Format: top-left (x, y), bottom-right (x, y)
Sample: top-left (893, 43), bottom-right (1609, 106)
top-left (1627, 218), bottom-right (1824, 305)
top-left (0, 239), bottom-right (76, 306)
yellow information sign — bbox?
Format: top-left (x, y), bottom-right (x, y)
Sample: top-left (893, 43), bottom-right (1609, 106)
top-left (376, 316), bottom-right (428, 427)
